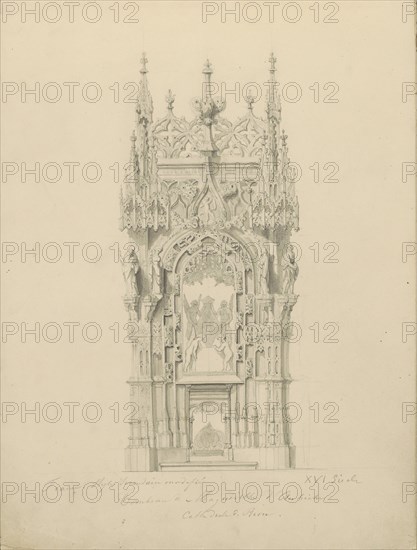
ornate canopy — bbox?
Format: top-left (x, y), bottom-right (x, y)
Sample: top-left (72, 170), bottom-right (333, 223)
top-left (120, 54), bottom-right (299, 233)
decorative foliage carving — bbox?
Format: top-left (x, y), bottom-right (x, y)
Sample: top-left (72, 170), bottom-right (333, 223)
top-left (164, 248), bottom-right (177, 271)
top-left (243, 324), bottom-right (259, 346)
top-left (152, 97), bottom-right (201, 159)
top-left (193, 423), bottom-right (224, 452)
top-left (174, 344), bottom-right (182, 362)
top-left (235, 271), bottom-right (243, 294)
top-left (152, 323), bottom-right (162, 355)
top-left (164, 326), bottom-right (174, 347)
top-left (256, 341), bottom-right (265, 353)
top-left (171, 211), bottom-right (199, 230)
top-left (121, 187), bottom-right (299, 233)
top-left (164, 363), bottom-right (174, 383)
top-left (246, 359), bottom-right (254, 379)
top-left (183, 246), bottom-right (235, 286)
top-left (214, 107), bottom-right (265, 157)
top-left (173, 179), bottom-right (199, 202)
top-left (245, 294), bottom-right (254, 315)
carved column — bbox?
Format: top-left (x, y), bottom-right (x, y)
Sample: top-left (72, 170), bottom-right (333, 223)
top-left (185, 386), bottom-right (192, 461)
top-left (224, 385), bottom-right (234, 460)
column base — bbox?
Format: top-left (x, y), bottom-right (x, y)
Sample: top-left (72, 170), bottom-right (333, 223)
top-left (125, 446), bottom-right (158, 472)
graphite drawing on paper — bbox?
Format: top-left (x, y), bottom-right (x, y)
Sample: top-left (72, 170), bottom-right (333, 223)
top-left (119, 54), bottom-right (299, 471)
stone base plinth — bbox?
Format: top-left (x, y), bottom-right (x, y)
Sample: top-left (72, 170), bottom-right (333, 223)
top-left (233, 445), bottom-right (295, 469)
top-left (125, 445), bottom-right (295, 471)
top-left (160, 461), bottom-right (258, 472)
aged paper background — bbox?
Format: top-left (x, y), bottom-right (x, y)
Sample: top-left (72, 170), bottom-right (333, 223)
top-left (1, 1), bottom-right (416, 549)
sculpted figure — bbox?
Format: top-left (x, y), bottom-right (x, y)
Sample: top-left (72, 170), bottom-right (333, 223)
top-left (183, 337), bottom-right (201, 373)
top-left (213, 336), bottom-right (234, 372)
top-left (199, 296), bottom-right (218, 346)
top-left (184, 295), bottom-right (202, 342)
top-left (149, 247), bottom-right (162, 294)
top-left (199, 196), bottom-right (216, 225)
top-left (217, 297), bottom-right (233, 337)
top-left (282, 244), bottom-right (299, 295)
top-left (258, 250), bottom-right (270, 294)
top-left (122, 247), bottom-right (140, 297)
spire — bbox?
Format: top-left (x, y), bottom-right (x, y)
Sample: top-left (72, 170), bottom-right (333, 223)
top-left (269, 52), bottom-right (277, 80)
top-left (140, 52), bottom-right (148, 75)
top-left (266, 53), bottom-right (281, 183)
top-left (266, 52), bottom-right (281, 117)
top-left (123, 130), bottom-right (139, 198)
top-left (136, 52), bottom-right (153, 124)
top-left (136, 52), bottom-right (153, 182)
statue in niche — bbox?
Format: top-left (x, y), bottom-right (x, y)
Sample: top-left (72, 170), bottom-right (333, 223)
top-left (121, 247), bottom-right (140, 297)
top-left (282, 244), bottom-right (299, 295)
top-left (149, 246), bottom-right (162, 294)
top-left (258, 249), bottom-right (270, 295)
top-left (262, 303), bottom-right (274, 324)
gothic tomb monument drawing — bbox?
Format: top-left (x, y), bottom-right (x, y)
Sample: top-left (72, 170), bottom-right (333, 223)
top-left (119, 54), bottom-right (300, 471)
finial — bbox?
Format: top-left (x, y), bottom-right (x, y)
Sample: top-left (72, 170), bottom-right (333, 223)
top-left (165, 89), bottom-right (175, 110)
top-left (140, 52), bottom-right (148, 74)
top-left (202, 59), bottom-right (214, 100)
top-left (203, 59), bottom-right (213, 74)
top-left (269, 52), bottom-right (277, 74)
top-left (245, 94), bottom-right (255, 111)
top-left (281, 129), bottom-right (288, 147)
